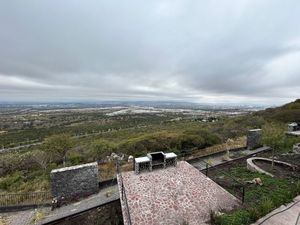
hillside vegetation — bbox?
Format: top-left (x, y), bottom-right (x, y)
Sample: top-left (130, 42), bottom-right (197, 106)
top-left (256, 99), bottom-right (300, 123)
top-left (1, 100), bottom-right (300, 194)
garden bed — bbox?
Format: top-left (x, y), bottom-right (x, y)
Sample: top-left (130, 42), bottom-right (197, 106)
top-left (277, 153), bottom-right (300, 166)
top-left (206, 155), bottom-right (300, 225)
top-left (254, 160), bottom-right (298, 178)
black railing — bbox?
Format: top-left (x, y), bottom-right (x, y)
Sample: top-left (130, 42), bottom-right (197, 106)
top-left (203, 160), bottom-right (246, 204)
top-left (296, 212), bottom-right (300, 225)
top-left (116, 161), bottom-right (132, 225)
top-left (0, 191), bottom-right (51, 207)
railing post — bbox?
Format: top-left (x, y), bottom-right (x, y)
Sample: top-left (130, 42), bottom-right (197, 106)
top-left (296, 212), bottom-right (300, 225)
top-left (122, 183), bottom-right (124, 201)
top-left (116, 159), bottom-right (120, 174)
top-left (242, 186), bottom-right (245, 204)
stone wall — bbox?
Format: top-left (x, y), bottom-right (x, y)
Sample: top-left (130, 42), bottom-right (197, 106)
top-left (50, 162), bottom-right (99, 200)
top-left (247, 129), bottom-right (262, 150)
top-left (52, 200), bottom-right (123, 225)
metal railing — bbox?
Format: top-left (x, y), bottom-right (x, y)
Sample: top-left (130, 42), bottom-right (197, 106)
top-left (296, 212), bottom-right (300, 225)
top-left (203, 160), bottom-right (246, 203)
top-left (0, 191), bottom-right (51, 207)
top-left (116, 161), bottom-right (132, 225)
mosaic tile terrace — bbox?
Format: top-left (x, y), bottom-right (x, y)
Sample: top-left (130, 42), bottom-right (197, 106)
top-left (118, 161), bottom-right (240, 225)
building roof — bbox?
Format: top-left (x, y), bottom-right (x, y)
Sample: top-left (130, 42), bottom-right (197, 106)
top-left (165, 152), bottom-right (177, 158)
top-left (135, 156), bottom-right (150, 163)
top-left (51, 162), bottom-right (97, 173)
top-left (249, 129), bottom-right (262, 132)
top-left (288, 122), bottom-right (299, 126)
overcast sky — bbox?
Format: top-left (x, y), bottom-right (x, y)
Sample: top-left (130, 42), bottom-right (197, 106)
top-left (0, 0), bottom-right (300, 105)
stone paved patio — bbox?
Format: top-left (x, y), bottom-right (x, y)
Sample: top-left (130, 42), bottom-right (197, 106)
top-left (118, 161), bottom-right (240, 225)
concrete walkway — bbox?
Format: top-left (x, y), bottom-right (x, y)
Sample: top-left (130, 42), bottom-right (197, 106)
top-left (252, 195), bottom-right (300, 225)
top-left (38, 185), bottom-right (119, 225)
top-left (1, 209), bottom-right (36, 225)
top-left (191, 146), bottom-right (271, 170)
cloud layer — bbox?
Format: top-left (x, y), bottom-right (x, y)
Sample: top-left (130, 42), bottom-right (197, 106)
top-left (0, 0), bottom-right (300, 104)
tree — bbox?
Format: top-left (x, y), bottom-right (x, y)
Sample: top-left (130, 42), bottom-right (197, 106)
top-left (43, 134), bottom-right (74, 166)
top-left (262, 123), bottom-right (285, 169)
top-left (90, 139), bottom-right (116, 161)
top-left (31, 150), bottom-right (49, 170)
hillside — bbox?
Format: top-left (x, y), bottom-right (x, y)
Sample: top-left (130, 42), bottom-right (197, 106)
top-left (256, 99), bottom-right (300, 123)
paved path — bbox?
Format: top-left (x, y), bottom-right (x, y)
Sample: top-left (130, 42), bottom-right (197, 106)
top-left (252, 195), bottom-right (300, 225)
top-left (191, 146), bottom-right (271, 170)
top-left (1, 209), bottom-right (36, 225)
top-left (38, 185), bottom-right (119, 225)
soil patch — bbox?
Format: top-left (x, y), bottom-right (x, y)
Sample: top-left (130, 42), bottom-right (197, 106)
top-left (277, 154), bottom-right (300, 167)
top-left (254, 160), bottom-right (297, 178)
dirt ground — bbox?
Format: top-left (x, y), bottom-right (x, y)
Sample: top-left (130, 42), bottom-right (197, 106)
top-left (277, 153), bottom-right (300, 166)
top-left (254, 160), bottom-right (299, 178)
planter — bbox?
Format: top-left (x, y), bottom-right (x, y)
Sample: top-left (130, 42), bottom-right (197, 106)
top-left (246, 157), bottom-right (297, 177)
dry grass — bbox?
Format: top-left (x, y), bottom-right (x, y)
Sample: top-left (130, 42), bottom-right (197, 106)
top-left (3, 137), bottom-right (245, 193)
top-left (186, 136), bottom-right (246, 160)
top-left (97, 137), bottom-right (247, 178)
top-left (121, 162), bottom-right (134, 172)
top-left (0, 216), bottom-right (9, 225)
top-left (98, 161), bottom-right (116, 180)
top-left (31, 209), bottom-right (45, 224)
top-left (98, 161), bottom-right (133, 180)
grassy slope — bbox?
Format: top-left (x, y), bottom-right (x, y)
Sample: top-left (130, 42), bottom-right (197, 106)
top-left (256, 99), bottom-right (300, 123)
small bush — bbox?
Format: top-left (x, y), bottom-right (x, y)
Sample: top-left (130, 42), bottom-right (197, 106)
top-left (213, 210), bottom-right (252, 225)
top-left (68, 151), bottom-right (86, 165)
top-left (0, 171), bottom-right (23, 191)
top-left (259, 198), bottom-right (274, 216)
top-left (89, 139), bottom-right (116, 161)
top-left (31, 209), bottom-right (45, 223)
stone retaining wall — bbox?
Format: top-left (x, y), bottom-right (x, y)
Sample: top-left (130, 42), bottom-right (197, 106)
top-left (247, 129), bottom-right (262, 150)
top-left (50, 162), bottom-right (99, 200)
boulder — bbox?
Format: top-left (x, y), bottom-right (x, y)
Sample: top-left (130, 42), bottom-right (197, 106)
top-left (293, 143), bottom-right (300, 154)
top-left (128, 155), bottom-right (134, 163)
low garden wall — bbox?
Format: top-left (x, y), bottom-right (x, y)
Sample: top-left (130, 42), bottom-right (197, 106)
top-left (50, 162), bottom-right (99, 200)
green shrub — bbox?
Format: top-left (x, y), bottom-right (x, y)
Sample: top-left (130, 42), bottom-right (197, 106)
top-left (0, 171), bottom-right (23, 191)
top-left (184, 129), bottom-right (221, 147)
top-left (213, 210), bottom-right (252, 225)
top-left (89, 139), bottom-right (116, 160)
top-left (119, 129), bottom-right (221, 157)
top-left (68, 151), bottom-right (86, 165)
top-left (259, 198), bottom-right (274, 216)
top-left (213, 167), bottom-right (300, 225)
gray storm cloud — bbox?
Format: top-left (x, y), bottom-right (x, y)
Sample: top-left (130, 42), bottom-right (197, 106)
top-left (0, 0), bottom-right (300, 104)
